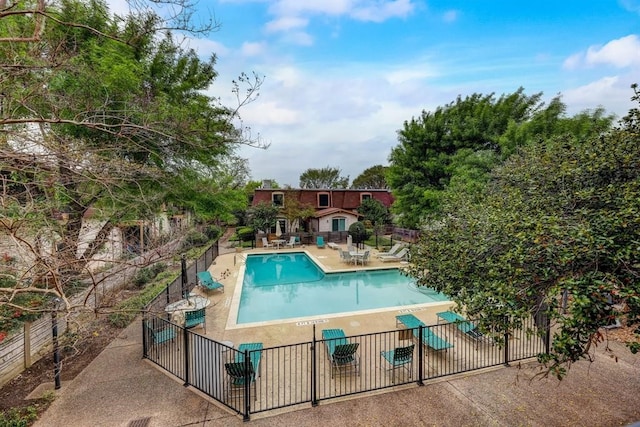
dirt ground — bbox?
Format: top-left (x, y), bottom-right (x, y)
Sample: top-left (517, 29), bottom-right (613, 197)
top-left (0, 315), bottom-right (125, 422)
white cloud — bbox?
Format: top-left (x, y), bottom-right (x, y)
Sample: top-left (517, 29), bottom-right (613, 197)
top-left (265, 16), bottom-right (309, 33)
top-left (241, 41), bottom-right (267, 57)
top-left (563, 34), bottom-right (640, 69)
top-left (561, 75), bottom-right (635, 117)
top-left (186, 38), bottom-right (230, 58)
top-left (351, 0), bottom-right (415, 22)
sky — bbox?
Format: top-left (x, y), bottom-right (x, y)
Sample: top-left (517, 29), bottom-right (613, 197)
top-left (110, 1), bottom-right (640, 187)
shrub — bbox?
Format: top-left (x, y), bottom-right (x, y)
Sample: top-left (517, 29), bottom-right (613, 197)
top-left (180, 230), bottom-right (208, 251)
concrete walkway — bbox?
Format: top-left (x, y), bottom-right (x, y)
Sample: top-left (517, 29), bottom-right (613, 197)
top-left (34, 316), bottom-right (640, 426)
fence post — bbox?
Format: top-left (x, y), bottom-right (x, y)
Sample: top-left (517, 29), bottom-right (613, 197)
top-left (183, 327), bottom-right (190, 386)
top-left (311, 325), bottom-right (318, 406)
top-left (417, 325), bottom-right (424, 386)
top-left (503, 329), bottom-right (510, 367)
top-left (243, 350), bottom-right (250, 421)
top-left (142, 318), bottom-right (148, 359)
top-left (23, 321), bottom-right (32, 368)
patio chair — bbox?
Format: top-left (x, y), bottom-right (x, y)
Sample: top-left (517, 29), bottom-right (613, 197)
top-left (360, 249), bottom-right (371, 265)
top-left (184, 308), bottom-right (206, 333)
top-left (196, 271), bottom-right (224, 293)
top-left (226, 342), bottom-right (263, 401)
top-left (381, 344), bottom-right (415, 383)
top-left (261, 237), bottom-right (273, 248)
top-left (144, 320), bottom-right (177, 359)
top-left (322, 329), bottom-right (360, 378)
top-left (396, 313), bottom-right (453, 352)
top-left (377, 243), bottom-right (403, 258)
top-left (379, 247), bottom-right (409, 262)
top-left (224, 362), bottom-right (257, 401)
top-left (316, 236), bottom-right (325, 248)
top-left (145, 321), bottom-right (177, 345)
top-left (437, 311), bottom-right (487, 343)
top-left (286, 236), bottom-right (298, 248)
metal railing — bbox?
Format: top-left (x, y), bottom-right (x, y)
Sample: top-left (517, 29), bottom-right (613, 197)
top-left (142, 314), bottom-right (548, 421)
top-left (144, 242), bottom-right (219, 315)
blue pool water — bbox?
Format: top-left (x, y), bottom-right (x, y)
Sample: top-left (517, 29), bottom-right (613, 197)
top-left (236, 252), bottom-right (449, 324)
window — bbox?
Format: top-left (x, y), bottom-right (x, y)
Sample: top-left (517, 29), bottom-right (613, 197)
top-left (272, 192), bottom-right (284, 207)
top-left (318, 192), bottom-right (330, 207)
top-left (360, 193), bottom-right (372, 202)
top-left (332, 217), bottom-right (346, 232)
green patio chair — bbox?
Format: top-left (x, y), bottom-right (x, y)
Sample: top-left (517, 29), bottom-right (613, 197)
top-left (322, 329), bottom-right (359, 378)
top-left (381, 344), bottom-right (415, 383)
top-left (184, 308), bottom-right (206, 333)
top-left (196, 271), bottom-right (224, 293)
top-left (316, 235), bottom-right (325, 248)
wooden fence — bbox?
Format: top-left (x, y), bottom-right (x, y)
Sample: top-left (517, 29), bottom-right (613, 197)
top-left (0, 314), bottom-right (67, 387)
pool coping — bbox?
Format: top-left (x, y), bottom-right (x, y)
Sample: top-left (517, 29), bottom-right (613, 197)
top-left (224, 250), bottom-right (451, 330)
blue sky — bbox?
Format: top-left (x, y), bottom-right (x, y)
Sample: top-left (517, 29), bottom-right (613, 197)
top-left (111, 0), bottom-right (640, 187)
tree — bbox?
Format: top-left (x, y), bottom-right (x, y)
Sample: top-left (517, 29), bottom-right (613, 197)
top-left (351, 165), bottom-right (389, 189)
top-left (278, 193), bottom-right (315, 233)
top-left (357, 198), bottom-right (390, 248)
top-left (0, 0), bottom-right (261, 319)
top-left (406, 87), bottom-right (640, 378)
top-left (245, 202), bottom-right (279, 234)
top-left (387, 89), bottom-right (614, 228)
top-left (299, 167), bottom-right (349, 189)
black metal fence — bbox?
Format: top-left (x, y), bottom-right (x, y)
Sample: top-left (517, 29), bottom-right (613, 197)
top-left (145, 242), bottom-right (219, 315)
top-left (142, 313), bottom-right (548, 421)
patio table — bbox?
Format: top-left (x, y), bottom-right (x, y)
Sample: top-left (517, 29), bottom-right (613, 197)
top-left (165, 295), bottom-right (210, 325)
top-left (271, 239), bottom-right (286, 249)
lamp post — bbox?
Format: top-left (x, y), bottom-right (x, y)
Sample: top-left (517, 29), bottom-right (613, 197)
top-left (51, 297), bottom-right (62, 390)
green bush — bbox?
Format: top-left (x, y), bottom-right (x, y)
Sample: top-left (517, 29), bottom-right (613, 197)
top-left (0, 405), bottom-right (39, 427)
top-left (108, 280), bottom-right (169, 328)
top-left (348, 221), bottom-right (370, 243)
top-left (180, 230), bottom-right (209, 251)
top-left (132, 262), bottom-right (167, 289)
top-left (204, 224), bottom-right (222, 240)
top-left (236, 226), bottom-right (254, 241)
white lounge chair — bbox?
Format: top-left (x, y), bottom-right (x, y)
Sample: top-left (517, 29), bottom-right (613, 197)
top-left (380, 247), bottom-right (409, 262)
top-left (377, 243), bottom-right (403, 258)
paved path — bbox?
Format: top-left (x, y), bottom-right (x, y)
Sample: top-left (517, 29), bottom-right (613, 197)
top-left (34, 316), bottom-right (640, 426)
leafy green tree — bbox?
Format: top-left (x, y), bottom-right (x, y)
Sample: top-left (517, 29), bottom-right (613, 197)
top-left (407, 87), bottom-right (640, 378)
top-left (299, 167), bottom-right (349, 189)
top-left (351, 165), bottom-right (389, 189)
top-left (279, 194), bottom-right (316, 233)
top-left (357, 198), bottom-right (390, 247)
top-left (0, 0), bottom-right (260, 315)
top-left (387, 89), bottom-right (614, 228)
top-left (245, 202), bottom-right (279, 234)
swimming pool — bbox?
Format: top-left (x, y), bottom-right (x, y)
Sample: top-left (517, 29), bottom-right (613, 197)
top-left (235, 252), bottom-right (449, 324)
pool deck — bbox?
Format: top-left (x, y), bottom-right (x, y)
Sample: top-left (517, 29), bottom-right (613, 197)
top-left (195, 243), bottom-right (454, 348)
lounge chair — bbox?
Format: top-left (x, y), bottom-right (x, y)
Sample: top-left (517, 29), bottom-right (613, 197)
top-left (379, 247), bottom-right (409, 262)
top-left (381, 344), bottom-right (414, 383)
top-left (322, 329), bottom-right (359, 378)
top-left (226, 342), bottom-right (263, 401)
top-left (437, 311), bottom-right (486, 341)
top-left (261, 237), bottom-right (273, 248)
top-left (377, 243), bottom-right (403, 258)
top-left (184, 308), bottom-right (206, 333)
top-left (395, 313), bottom-right (453, 352)
top-left (196, 271), bottom-right (224, 293)
top-left (316, 236), bottom-right (325, 248)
